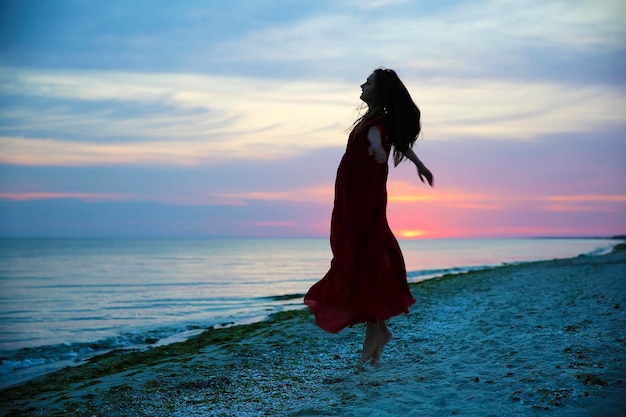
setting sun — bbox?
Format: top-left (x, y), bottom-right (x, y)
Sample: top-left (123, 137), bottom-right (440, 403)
top-left (398, 229), bottom-right (428, 239)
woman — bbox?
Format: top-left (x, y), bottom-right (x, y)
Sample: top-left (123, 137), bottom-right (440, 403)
top-left (304, 68), bottom-right (434, 365)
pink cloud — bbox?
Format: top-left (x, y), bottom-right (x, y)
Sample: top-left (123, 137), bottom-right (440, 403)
top-left (546, 195), bottom-right (626, 202)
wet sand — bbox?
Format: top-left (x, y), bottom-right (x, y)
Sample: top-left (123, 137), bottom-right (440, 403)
top-left (1, 245), bottom-right (625, 416)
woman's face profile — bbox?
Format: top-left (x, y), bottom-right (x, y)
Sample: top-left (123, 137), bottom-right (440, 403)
top-left (360, 73), bottom-right (377, 105)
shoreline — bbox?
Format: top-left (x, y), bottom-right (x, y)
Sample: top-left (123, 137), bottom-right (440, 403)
top-left (0, 238), bottom-right (619, 376)
top-left (1, 239), bottom-right (620, 388)
top-left (1, 245), bottom-right (625, 416)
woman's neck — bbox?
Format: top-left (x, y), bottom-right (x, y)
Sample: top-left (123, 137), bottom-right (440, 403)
top-left (362, 105), bottom-right (386, 123)
top-left (366, 104), bottom-right (384, 115)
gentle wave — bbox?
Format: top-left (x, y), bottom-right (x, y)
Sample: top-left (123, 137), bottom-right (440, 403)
top-left (406, 260), bottom-right (544, 281)
top-left (0, 319), bottom-right (264, 380)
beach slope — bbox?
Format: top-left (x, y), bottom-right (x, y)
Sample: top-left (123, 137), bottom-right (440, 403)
top-left (1, 246), bottom-right (625, 416)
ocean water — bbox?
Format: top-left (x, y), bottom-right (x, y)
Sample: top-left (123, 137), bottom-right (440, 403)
top-left (0, 237), bottom-right (619, 386)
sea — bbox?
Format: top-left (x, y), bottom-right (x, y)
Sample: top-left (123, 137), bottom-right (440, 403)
top-left (0, 237), bottom-right (620, 388)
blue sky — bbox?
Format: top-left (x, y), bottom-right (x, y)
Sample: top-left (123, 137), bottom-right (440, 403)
top-left (1, 0), bottom-right (625, 237)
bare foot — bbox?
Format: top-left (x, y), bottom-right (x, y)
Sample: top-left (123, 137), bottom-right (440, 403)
top-left (371, 327), bottom-right (392, 365)
top-left (360, 323), bottom-right (384, 364)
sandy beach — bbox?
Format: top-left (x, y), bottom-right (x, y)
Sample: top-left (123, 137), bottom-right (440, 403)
top-left (1, 244), bottom-right (625, 416)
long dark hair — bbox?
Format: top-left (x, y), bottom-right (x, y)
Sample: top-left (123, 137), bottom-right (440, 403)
top-left (358, 68), bottom-right (421, 166)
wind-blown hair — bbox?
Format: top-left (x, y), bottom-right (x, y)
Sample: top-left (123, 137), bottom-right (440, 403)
top-left (358, 68), bottom-right (421, 166)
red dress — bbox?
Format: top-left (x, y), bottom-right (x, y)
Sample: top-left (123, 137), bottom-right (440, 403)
top-left (304, 116), bottom-right (416, 333)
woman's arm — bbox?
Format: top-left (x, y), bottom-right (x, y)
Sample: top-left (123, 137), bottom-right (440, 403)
top-left (403, 147), bottom-right (434, 187)
top-left (368, 126), bottom-right (434, 186)
top-left (367, 126), bottom-right (388, 164)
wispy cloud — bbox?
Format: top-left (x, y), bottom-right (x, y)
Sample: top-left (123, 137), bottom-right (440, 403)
top-left (209, 186), bottom-right (334, 204)
top-left (389, 181), bottom-right (626, 213)
top-left (2, 67), bottom-right (624, 167)
top-left (545, 194), bottom-right (626, 212)
top-left (547, 195), bottom-right (626, 203)
top-left (0, 135), bottom-right (300, 166)
top-left (0, 68), bottom-right (358, 165)
top-left (0, 191), bottom-right (130, 202)
top-left (213, 0), bottom-right (625, 80)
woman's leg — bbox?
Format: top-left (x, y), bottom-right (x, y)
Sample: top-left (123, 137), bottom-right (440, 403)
top-left (371, 320), bottom-right (392, 365)
top-left (361, 322), bottom-right (382, 364)
top-left (361, 320), bottom-right (393, 364)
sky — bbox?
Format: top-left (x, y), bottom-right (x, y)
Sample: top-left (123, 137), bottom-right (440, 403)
top-left (0, 0), bottom-right (625, 239)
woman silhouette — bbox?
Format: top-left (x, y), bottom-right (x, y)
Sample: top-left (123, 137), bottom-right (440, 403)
top-left (304, 68), bottom-right (434, 365)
